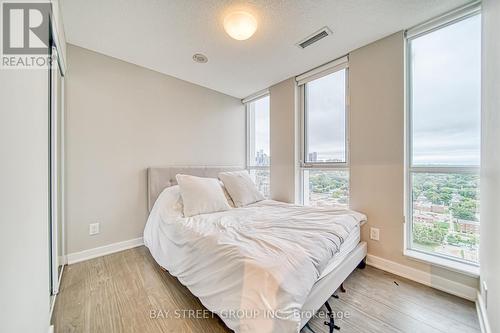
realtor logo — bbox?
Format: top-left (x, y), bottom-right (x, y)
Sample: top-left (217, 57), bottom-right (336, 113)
top-left (2, 2), bottom-right (51, 68)
top-left (2, 2), bottom-right (50, 54)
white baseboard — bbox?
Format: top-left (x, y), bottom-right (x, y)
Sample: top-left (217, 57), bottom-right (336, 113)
top-left (366, 254), bottom-right (477, 301)
top-left (67, 237), bottom-right (144, 264)
top-left (476, 291), bottom-right (491, 333)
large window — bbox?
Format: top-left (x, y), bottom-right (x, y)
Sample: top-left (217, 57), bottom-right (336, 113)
top-left (406, 11), bottom-right (481, 267)
top-left (246, 95), bottom-right (270, 197)
top-left (299, 59), bottom-right (349, 208)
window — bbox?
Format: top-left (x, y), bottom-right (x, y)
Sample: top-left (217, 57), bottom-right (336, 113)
top-left (302, 169), bottom-right (349, 207)
top-left (246, 95), bottom-right (270, 197)
top-left (299, 59), bottom-right (349, 208)
top-left (406, 11), bottom-right (481, 266)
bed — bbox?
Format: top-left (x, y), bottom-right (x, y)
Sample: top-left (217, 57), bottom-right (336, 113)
top-left (144, 167), bottom-right (367, 333)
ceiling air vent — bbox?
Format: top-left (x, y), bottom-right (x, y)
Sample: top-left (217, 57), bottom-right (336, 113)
top-left (297, 27), bottom-right (332, 49)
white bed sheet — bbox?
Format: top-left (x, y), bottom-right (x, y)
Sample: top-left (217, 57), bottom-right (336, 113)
top-left (318, 224), bottom-right (360, 280)
top-left (144, 196), bottom-right (366, 333)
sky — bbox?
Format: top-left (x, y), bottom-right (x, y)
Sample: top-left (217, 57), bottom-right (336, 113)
top-left (306, 69), bottom-right (346, 162)
top-left (411, 14), bottom-right (481, 166)
top-left (253, 95), bottom-right (270, 155)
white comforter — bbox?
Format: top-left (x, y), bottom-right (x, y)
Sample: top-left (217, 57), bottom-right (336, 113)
top-left (144, 198), bottom-right (366, 333)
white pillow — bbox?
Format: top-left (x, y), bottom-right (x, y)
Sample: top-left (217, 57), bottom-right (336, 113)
top-left (219, 181), bottom-right (235, 208)
top-left (176, 174), bottom-right (231, 217)
top-left (218, 170), bottom-right (265, 207)
top-left (157, 185), bottom-right (184, 218)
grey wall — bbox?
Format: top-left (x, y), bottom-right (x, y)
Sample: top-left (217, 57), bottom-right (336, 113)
top-left (480, 0), bottom-right (500, 330)
top-left (269, 78), bottom-right (298, 203)
top-left (348, 31), bottom-right (478, 293)
top-left (349, 32), bottom-right (406, 265)
top-left (0, 70), bottom-right (51, 332)
top-left (66, 45), bottom-right (245, 253)
top-left (268, 31), bottom-right (478, 297)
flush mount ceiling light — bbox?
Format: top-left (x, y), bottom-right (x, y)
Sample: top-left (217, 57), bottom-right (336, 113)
top-left (192, 53), bottom-right (208, 63)
top-left (223, 11), bottom-right (257, 40)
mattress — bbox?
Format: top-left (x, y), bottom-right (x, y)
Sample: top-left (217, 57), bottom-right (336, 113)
top-left (318, 223), bottom-right (361, 280)
top-left (144, 194), bottom-right (367, 333)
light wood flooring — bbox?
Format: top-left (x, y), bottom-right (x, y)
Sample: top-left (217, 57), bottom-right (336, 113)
top-left (52, 246), bottom-right (480, 333)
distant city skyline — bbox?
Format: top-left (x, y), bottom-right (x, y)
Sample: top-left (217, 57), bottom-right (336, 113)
top-left (307, 151), bottom-right (342, 163)
top-left (254, 149), bottom-right (270, 166)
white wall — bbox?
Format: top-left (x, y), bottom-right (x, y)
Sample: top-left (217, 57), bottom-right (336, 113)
top-left (0, 1), bottom-right (66, 330)
top-left (480, 0), bottom-right (500, 331)
top-left (0, 70), bottom-right (51, 332)
top-left (66, 45), bottom-right (245, 254)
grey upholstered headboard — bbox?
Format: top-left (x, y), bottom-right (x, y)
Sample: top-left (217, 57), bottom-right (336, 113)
top-left (147, 166), bottom-right (244, 211)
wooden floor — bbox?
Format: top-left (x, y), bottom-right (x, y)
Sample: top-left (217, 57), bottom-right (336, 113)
top-left (52, 246), bottom-right (480, 333)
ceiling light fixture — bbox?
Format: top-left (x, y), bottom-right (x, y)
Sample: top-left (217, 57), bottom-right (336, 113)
top-left (223, 11), bottom-right (257, 41)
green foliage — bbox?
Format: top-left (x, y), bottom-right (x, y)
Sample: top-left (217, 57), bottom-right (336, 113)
top-left (435, 221), bottom-right (450, 230)
top-left (412, 174), bottom-right (479, 260)
top-left (413, 173), bottom-right (479, 221)
top-left (413, 223), bottom-right (447, 245)
top-left (308, 171), bottom-right (349, 202)
top-left (450, 198), bottom-right (477, 221)
top-left (446, 233), bottom-right (478, 247)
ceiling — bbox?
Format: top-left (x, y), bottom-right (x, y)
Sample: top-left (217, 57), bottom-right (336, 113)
top-left (60, 0), bottom-right (472, 98)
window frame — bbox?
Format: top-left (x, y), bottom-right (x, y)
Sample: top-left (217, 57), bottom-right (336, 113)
top-left (299, 62), bottom-right (350, 206)
top-left (404, 5), bottom-right (481, 274)
top-left (245, 93), bottom-right (271, 197)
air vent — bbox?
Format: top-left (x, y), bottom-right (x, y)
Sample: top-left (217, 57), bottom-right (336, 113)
top-left (297, 27), bottom-right (332, 49)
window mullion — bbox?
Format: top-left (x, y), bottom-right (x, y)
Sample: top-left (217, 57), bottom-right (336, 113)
top-left (301, 163), bottom-right (349, 169)
top-left (410, 166), bottom-right (480, 174)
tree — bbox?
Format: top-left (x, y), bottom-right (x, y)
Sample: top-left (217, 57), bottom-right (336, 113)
top-left (413, 223), bottom-right (447, 245)
top-left (451, 198), bottom-right (477, 221)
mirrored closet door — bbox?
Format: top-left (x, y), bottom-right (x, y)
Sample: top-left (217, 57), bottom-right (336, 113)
top-left (49, 42), bottom-right (66, 295)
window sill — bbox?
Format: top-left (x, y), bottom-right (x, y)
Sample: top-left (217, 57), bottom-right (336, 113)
top-left (404, 249), bottom-right (480, 278)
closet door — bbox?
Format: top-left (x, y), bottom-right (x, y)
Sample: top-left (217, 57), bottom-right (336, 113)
top-left (50, 45), bottom-right (65, 295)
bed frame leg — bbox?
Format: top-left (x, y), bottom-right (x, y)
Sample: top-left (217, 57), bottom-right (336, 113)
top-left (357, 257), bottom-right (366, 269)
top-left (324, 300), bottom-right (340, 332)
top-left (340, 283), bottom-right (346, 293)
top-left (304, 322), bottom-right (317, 333)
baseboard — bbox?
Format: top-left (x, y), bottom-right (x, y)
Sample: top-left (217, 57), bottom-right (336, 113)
top-left (67, 237), bottom-right (144, 264)
top-left (476, 291), bottom-right (491, 333)
top-left (366, 254), bottom-right (477, 301)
